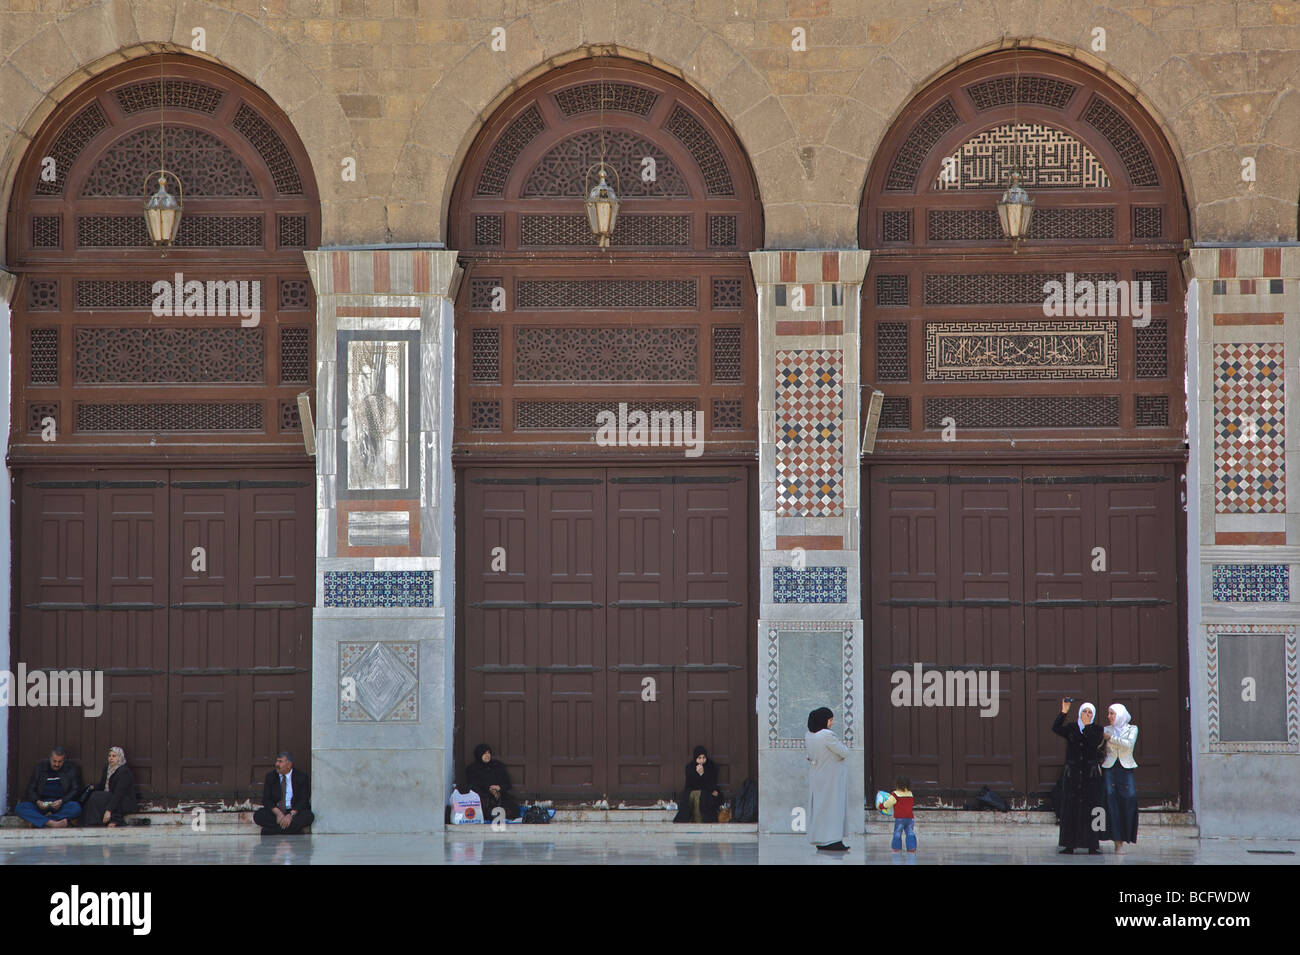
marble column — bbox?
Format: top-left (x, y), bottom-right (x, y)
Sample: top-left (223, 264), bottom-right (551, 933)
top-left (1187, 245), bottom-right (1300, 838)
top-left (0, 269), bottom-right (14, 813)
top-left (303, 248), bottom-right (459, 832)
top-left (750, 250), bottom-right (870, 837)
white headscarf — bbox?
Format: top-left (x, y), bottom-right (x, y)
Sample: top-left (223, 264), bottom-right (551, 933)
top-left (1108, 703), bottom-right (1131, 732)
top-left (105, 746), bottom-right (126, 784)
top-left (1076, 702), bottom-right (1096, 734)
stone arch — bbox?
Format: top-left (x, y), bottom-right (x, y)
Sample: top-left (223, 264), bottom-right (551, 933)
top-left (0, 4), bottom-right (347, 261)
top-left (857, 48), bottom-right (1192, 808)
top-left (393, 36), bottom-right (790, 246)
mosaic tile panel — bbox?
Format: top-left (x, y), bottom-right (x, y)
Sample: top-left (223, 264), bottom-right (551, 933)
top-left (766, 622), bottom-right (855, 748)
top-left (324, 570), bottom-right (437, 607)
top-left (339, 642), bottom-right (418, 722)
top-left (1206, 624), bottom-right (1299, 754)
top-left (773, 566), bottom-right (848, 603)
top-left (1212, 564), bottom-right (1289, 603)
top-left (1213, 343), bottom-right (1285, 513)
top-left (775, 349), bottom-right (844, 517)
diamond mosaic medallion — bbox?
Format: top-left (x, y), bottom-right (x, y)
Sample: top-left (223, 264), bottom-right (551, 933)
top-left (339, 642), bottom-right (418, 722)
top-left (776, 349), bottom-right (844, 517)
top-left (1214, 343), bottom-right (1285, 513)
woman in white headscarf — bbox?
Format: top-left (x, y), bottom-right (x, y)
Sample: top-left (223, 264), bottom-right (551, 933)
top-left (83, 746), bottom-right (136, 827)
top-left (1051, 699), bottom-right (1104, 854)
top-left (805, 707), bottom-right (852, 852)
top-left (1102, 703), bottom-right (1139, 853)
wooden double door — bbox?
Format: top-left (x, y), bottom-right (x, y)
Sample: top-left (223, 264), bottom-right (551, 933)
top-left (13, 467), bottom-right (313, 804)
top-left (868, 463), bottom-right (1184, 808)
top-left (460, 466), bottom-right (752, 800)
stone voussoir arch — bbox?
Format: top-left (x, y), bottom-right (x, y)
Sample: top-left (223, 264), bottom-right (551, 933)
top-left (394, 38), bottom-right (793, 248)
top-left (0, 3), bottom-right (349, 262)
top-left (837, 18), bottom-right (1226, 244)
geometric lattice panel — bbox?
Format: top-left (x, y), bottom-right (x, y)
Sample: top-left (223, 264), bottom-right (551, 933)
top-left (338, 642), bottom-right (418, 722)
top-left (514, 326), bottom-right (698, 382)
top-left (74, 327), bottom-right (264, 383)
top-left (1214, 343), bottom-right (1285, 514)
top-left (76, 402), bottom-right (263, 431)
top-left (775, 349), bottom-right (844, 518)
top-left (1212, 564), bottom-right (1289, 603)
top-left (923, 395), bottom-right (1119, 429)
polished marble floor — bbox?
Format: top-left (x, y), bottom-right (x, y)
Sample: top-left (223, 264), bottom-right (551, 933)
top-left (0, 829), bottom-right (1295, 865)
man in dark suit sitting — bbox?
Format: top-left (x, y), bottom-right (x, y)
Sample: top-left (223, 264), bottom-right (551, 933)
top-left (253, 751), bottom-right (313, 835)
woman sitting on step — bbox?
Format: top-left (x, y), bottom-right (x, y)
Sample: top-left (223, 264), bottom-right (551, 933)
top-left (673, 746), bottom-right (723, 823)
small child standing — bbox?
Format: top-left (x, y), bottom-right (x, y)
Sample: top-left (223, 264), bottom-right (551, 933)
top-left (883, 776), bottom-right (916, 853)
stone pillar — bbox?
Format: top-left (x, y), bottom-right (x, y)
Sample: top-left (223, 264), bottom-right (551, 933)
top-left (750, 250), bottom-right (870, 837)
top-left (303, 248), bottom-right (459, 833)
top-left (1188, 246), bottom-right (1300, 839)
top-left (0, 269), bottom-right (14, 814)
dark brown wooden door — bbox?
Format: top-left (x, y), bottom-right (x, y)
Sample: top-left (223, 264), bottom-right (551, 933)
top-left (14, 467), bottom-right (312, 804)
top-left (869, 463), bottom-right (1181, 807)
top-left (462, 467), bottom-right (750, 800)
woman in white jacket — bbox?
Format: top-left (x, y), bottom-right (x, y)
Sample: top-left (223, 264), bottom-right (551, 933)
top-left (1102, 703), bottom-right (1139, 853)
top-left (805, 706), bottom-right (852, 852)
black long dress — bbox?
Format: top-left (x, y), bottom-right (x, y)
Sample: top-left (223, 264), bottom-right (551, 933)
top-left (83, 765), bottom-right (136, 826)
top-left (1051, 713), bottom-right (1104, 851)
top-left (466, 757), bottom-right (520, 821)
top-left (673, 759), bottom-right (722, 823)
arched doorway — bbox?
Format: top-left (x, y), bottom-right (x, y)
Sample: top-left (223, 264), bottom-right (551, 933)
top-left (7, 54), bottom-right (320, 805)
top-left (859, 51), bottom-right (1190, 808)
top-left (448, 58), bottom-right (762, 801)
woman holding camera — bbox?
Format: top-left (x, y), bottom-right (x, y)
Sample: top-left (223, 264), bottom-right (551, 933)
top-left (1051, 698), bottom-right (1104, 854)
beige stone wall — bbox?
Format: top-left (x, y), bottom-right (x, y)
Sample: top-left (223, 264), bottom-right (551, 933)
top-left (1, 0), bottom-right (1297, 257)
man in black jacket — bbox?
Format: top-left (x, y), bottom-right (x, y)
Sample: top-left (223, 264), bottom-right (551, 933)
top-left (15, 746), bottom-right (83, 828)
top-left (253, 751), bottom-right (313, 834)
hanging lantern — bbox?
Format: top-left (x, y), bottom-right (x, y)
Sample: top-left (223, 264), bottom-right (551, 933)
top-left (143, 171), bottom-right (183, 246)
top-left (585, 164), bottom-right (620, 247)
top-left (996, 172), bottom-right (1034, 251)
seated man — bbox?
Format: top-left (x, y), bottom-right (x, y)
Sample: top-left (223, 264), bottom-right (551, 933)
top-left (15, 746), bottom-right (83, 829)
top-left (253, 751), bottom-right (313, 835)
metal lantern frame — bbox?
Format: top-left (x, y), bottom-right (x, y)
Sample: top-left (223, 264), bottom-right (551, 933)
top-left (584, 162), bottom-right (621, 247)
top-left (996, 171), bottom-right (1034, 251)
top-left (143, 169), bottom-right (184, 246)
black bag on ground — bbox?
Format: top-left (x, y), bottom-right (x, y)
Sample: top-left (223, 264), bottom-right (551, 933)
top-left (522, 805), bottom-right (550, 824)
top-left (976, 785), bottom-right (1009, 811)
top-left (731, 779), bottom-right (758, 823)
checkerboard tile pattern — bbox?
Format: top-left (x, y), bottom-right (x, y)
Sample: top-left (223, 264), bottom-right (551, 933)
top-left (1212, 564), bottom-right (1289, 602)
top-left (1213, 343), bottom-right (1285, 513)
top-left (776, 349), bottom-right (844, 517)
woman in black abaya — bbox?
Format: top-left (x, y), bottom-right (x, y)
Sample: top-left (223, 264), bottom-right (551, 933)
top-left (673, 746), bottom-right (723, 823)
top-left (466, 743), bottom-right (521, 821)
top-left (1051, 698), bottom-right (1104, 854)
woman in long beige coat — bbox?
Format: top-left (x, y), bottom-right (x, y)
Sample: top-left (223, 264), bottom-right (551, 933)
top-left (805, 706), bottom-right (852, 852)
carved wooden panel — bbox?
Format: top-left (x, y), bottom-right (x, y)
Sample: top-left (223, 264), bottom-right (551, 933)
top-left (8, 54), bottom-right (320, 463)
top-left (862, 50), bottom-right (1187, 457)
top-left (452, 59), bottom-right (758, 456)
